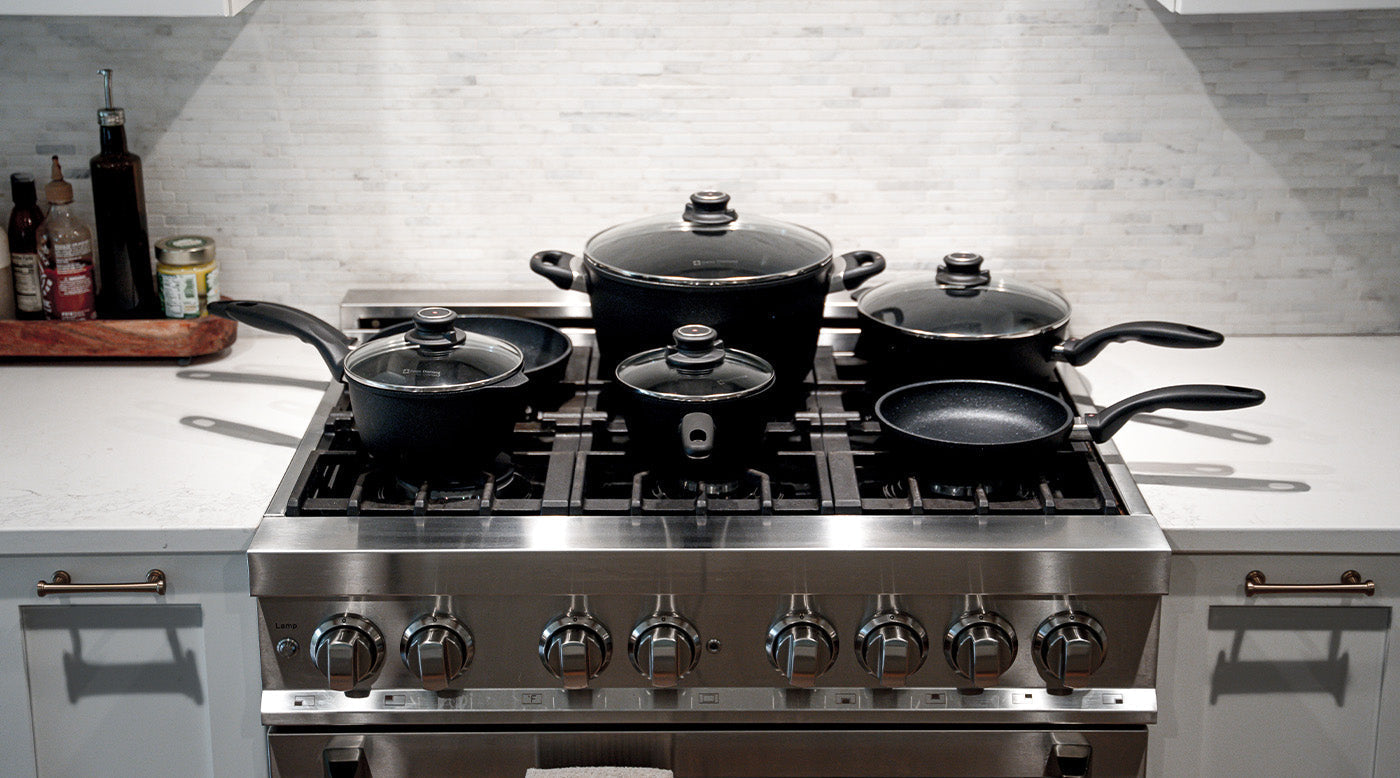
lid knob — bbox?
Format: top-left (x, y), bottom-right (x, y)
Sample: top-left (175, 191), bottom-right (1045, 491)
top-left (935, 252), bottom-right (992, 289)
top-left (665, 324), bottom-right (726, 369)
top-left (682, 191), bottom-right (738, 226)
top-left (405, 307), bottom-right (465, 349)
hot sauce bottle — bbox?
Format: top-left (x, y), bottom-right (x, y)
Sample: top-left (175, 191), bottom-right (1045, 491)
top-left (37, 156), bottom-right (97, 321)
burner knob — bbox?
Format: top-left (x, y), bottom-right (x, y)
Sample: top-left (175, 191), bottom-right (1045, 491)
top-left (630, 614), bottom-right (701, 688)
top-left (401, 614), bottom-right (473, 692)
top-left (311, 615), bottom-right (385, 692)
top-left (1034, 612), bottom-right (1107, 689)
top-left (539, 615), bottom-right (612, 690)
top-left (944, 612), bottom-right (1018, 689)
top-left (766, 612), bottom-right (838, 688)
top-left (856, 612), bottom-right (929, 687)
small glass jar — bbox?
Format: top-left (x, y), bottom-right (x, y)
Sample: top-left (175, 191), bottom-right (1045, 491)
top-left (155, 235), bottom-right (219, 319)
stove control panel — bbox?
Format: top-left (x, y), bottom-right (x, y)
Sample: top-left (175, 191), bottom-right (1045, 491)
top-left (629, 613), bottom-right (701, 688)
top-left (854, 612), bottom-right (929, 687)
top-left (943, 611), bottom-right (1018, 690)
top-left (401, 614), bottom-right (473, 692)
top-left (766, 611), bottom-right (839, 688)
top-left (538, 614), bottom-right (612, 690)
top-left (310, 614), bottom-right (385, 692)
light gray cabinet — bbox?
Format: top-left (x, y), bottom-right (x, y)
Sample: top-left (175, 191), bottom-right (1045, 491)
top-left (0, 0), bottom-right (252, 15)
top-left (1153, 554), bottom-right (1400, 777)
top-left (0, 553), bottom-right (265, 778)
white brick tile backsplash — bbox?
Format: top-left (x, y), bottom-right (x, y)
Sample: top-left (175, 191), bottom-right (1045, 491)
top-left (0, 0), bottom-right (1395, 332)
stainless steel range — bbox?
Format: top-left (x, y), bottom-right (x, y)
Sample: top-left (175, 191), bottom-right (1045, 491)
top-left (253, 290), bottom-right (1167, 777)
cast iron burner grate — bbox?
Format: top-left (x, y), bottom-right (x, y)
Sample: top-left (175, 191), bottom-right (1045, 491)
top-left (282, 345), bottom-right (1122, 517)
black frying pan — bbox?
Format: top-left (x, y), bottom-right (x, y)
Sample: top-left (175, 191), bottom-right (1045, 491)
top-left (875, 379), bottom-right (1265, 476)
top-left (373, 314), bottom-right (573, 389)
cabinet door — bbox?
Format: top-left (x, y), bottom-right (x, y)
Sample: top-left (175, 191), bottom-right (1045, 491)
top-left (0, 554), bottom-right (264, 778)
top-left (1154, 555), bottom-right (1398, 778)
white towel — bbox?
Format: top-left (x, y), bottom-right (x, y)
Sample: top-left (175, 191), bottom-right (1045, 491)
top-left (525, 769), bottom-right (672, 778)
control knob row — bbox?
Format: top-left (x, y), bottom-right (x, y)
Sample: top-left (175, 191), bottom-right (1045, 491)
top-left (310, 613), bottom-right (473, 692)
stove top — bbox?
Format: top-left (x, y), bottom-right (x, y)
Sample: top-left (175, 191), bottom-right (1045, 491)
top-left (284, 344), bottom-right (1122, 520)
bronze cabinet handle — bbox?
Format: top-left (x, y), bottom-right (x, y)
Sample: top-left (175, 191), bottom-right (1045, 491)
top-left (35, 569), bottom-right (167, 597)
top-left (1244, 569), bottom-right (1374, 597)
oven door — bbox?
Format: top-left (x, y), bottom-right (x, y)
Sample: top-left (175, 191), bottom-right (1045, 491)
top-left (268, 726), bottom-right (1144, 777)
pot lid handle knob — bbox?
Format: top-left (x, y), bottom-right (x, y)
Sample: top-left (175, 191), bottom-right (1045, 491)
top-left (936, 252), bottom-right (992, 288)
top-left (683, 191), bottom-right (738, 226)
top-left (405, 306), bottom-right (465, 349)
top-left (666, 324), bottom-right (726, 369)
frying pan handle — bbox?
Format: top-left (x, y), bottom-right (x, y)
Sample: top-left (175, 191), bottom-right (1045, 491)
top-left (1055, 321), bottom-right (1224, 366)
top-left (1086, 384), bottom-right (1266, 442)
top-left (530, 250), bottom-right (586, 292)
top-left (831, 250), bottom-right (887, 292)
top-left (209, 300), bottom-right (353, 381)
top-left (681, 412), bottom-right (715, 460)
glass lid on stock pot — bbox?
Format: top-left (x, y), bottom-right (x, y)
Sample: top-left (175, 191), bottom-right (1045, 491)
top-left (616, 325), bottom-right (776, 400)
top-left (582, 191), bottom-right (835, 285)
top-left (857, 252), bottom-right (1073, 339)
top-left (344, 307), bottom-right (525, 392)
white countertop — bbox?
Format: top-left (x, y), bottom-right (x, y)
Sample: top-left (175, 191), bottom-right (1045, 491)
top-left (1077, 335), bottom-right (1400, 555)
top-left (0, 334), bottom-right (328, 555)
top-left (2, 331), bottom-right (1396, 556)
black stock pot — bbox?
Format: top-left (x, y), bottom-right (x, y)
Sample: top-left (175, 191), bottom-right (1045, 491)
top-left (531, 191), bottom-right (885, 387)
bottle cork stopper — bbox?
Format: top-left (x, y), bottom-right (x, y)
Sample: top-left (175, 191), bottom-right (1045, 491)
top-left (44, 155), bottom-right (74, 205)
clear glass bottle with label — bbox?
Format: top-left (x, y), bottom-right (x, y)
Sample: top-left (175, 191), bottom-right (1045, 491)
top-left (36, 156), bottom-right (97, 321)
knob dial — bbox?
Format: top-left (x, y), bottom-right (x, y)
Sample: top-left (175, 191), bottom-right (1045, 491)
top-left (766, 612), bottom-right (838, 688)
top-left (401, 614), bottom-right (473, 692)
top-left (856, 612), bottom-right (929, 687)
top-left (944, 612), bottom-right (1017, 689)
top-left (539, 615), bottom-right (612, 690)
top-left (1034, 612), bottom-right (1106, 688)
top-left (310, 614), bottom-right (385, 692)
top-left (629, 614), bottom-right (701, 688)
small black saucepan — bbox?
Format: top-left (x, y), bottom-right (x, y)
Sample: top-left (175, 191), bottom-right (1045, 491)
top-left (875, 379), bottom-right (1265, 478)
top-left (613, 324), bottom-right (777, 481)
top-left (209, 300), bottom-right (531, 479)
top-left (855, 252), bottom-right (1224, 386)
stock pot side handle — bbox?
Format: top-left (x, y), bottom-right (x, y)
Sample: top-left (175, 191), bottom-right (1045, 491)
top-left (530, 250), bottom-right (586, 292)
top-left (831, 250), bottom-right (887, 292)
top-left (1055, 321), bottom-right (1224, 366)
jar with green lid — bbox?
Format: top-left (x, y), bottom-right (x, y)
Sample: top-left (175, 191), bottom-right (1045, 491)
top-left (155, 235), bottom-right (218, 319)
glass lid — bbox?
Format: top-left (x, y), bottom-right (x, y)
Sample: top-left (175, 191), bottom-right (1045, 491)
top-left (856, 253), bottom-right (1072, 339)
top-left (583, 191), bottom-right (834, 286)
top-left (615, 325), bottom-right (776, 400)
top-left (343, 307), bottom-right (525, 392)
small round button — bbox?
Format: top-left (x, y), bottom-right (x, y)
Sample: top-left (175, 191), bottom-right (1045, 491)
top-left (275, 637), bottom-right (299, 660)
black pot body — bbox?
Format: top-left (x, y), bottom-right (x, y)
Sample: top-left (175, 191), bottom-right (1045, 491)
top-left (855, 315), bottom-right (1070, 389)
top-left (346, 379), bottom-right (527, 481)
top-left (615, 389), bottom-right (774, 482)
top-left (588, 267), bottom-right (830, 389)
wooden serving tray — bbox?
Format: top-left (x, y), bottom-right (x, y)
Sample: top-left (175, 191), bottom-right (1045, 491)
top-left (0, 314), bottom-right (237, 360)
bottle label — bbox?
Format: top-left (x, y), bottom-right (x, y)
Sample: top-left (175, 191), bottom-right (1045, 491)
top-left (39, 237), bottom-right (96, 321)
top-left (40, 264), bottom-right (96, 321)
top-left (10, 252), bottom-right (42, 312)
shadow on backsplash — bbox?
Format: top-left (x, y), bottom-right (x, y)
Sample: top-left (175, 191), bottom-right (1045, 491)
top-left (1150, 4), bottom-right (1400, 329)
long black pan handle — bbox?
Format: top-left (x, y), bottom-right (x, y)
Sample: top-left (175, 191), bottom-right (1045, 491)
top-left (530, 250), bottom-right (585, 292)
top-left (1055, 321), bottom-right (1224, 366)
top-left (208, 300), bottom-right (353, 381)
top-left (1086, 384), bottom-right (1266, 442)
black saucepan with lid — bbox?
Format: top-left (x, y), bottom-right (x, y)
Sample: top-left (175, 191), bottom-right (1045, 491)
top-left (854, 252), bottom-right (1224, 386)
top-left (531, 191), bottom-right (885, 386)
top-left (875, 379), bottom-right (1265, 480)
top-left (613, 324), bottom-right (777, 480)
top-left (209, 300), bottom-right (530, 480)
